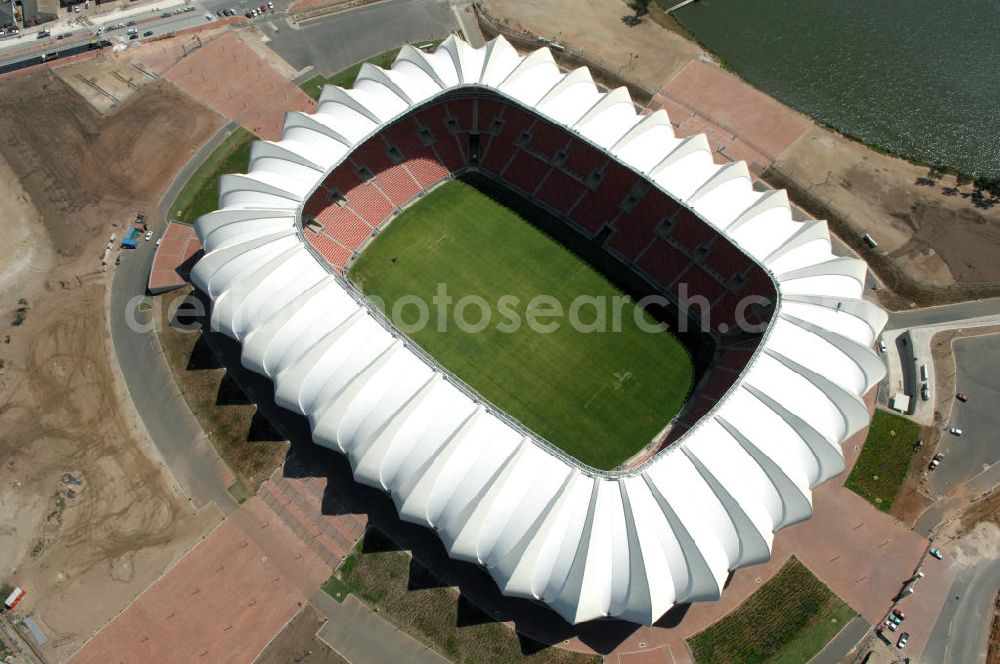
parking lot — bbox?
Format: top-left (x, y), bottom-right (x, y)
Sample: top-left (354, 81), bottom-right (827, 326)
top-left (928, 333), bottom-right (1000, 496)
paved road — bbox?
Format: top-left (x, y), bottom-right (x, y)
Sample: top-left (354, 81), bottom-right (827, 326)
top-left (922, 554), bottom-right (1000, 664)
top-left (888, 296), bottom-right (1000, 329)
top-left (809, 616), bottom-right (870, 664)
top-left (108, 121), bottom-right (239, 514)
top-left (311, 592), bottom-right (448, 664)
top-left (265, 0), bottom-right (457, 75)
top-left (926, 334), bottom-right (1000, 497)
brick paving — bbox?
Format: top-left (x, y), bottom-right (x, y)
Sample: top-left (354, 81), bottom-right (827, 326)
top-left (162, 31), bottom-right (314, 140)
top-left (148, 222), bottom-right (201, 293)
top-left (651, 59), bottom-right (811, 173)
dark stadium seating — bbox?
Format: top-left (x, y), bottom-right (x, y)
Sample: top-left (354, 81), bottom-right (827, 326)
top-left (503, 150), bottom-right (552, 196)
top-left (535, 168), bottom-right (586, 215)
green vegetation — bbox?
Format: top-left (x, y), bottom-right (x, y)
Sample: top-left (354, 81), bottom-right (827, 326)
top-left (688, 557), bottom-right (856, 664)
top-left (227, 478), bottom-right (252, 504)
top-left (340, 529), bottom-right (598, 664)
top-left (320, 573), bottom-right (352, 603)
top-left (12, 298), bottom-right (28, 326)
top-left (46, 491), bottom-right (66, 524)
top-left (349, 181), bottom-right (693, 470)
top-left (169, 127), bottom-right (255, 224)
top-left (299, 40), bottom-right (444, 100)
top-left (156, 288), bottom-right (288, 492)
top-left (845, 409), bottom-right (922, 511)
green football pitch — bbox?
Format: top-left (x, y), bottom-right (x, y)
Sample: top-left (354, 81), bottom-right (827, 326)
top-left (349, 180), bottom-right (693, 470)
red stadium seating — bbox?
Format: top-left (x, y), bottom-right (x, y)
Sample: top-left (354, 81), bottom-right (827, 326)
top-left (503, 151), bottom-right (552, 195)
top-left (350, 138), bottom-right (394, 175)
top-left (670, 208), bottom-right (715, 253)
top-left (608, 194), bottom-right (675, 260)
top-left (637, 238), bottom-right (689, 292)
top-left (564, 141), bottom-right (607, 178)
top-left (316, 205), bottom-right (372, 250)
top-left (527, 122), bottom-right (570, 160)
top-left (345, 182), bottom-right (395, 227)
top-left (535, 169), bottom-right (586, 215)
top-left (376, 163), bottom-right (422, 206)
top-left (406, 157), bottom-right (450, 188)
top-left (447, 99), bottom-right (476, 132)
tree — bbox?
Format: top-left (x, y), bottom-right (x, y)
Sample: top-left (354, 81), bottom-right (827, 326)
top-left (632, 0), bottom-right (651, 17)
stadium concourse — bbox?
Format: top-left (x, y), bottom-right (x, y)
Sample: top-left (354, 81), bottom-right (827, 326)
top-left (190, 35), bottom-right (887, 625)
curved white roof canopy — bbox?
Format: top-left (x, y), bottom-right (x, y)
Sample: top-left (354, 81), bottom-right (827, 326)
top-left (192, 35), bottom-right (886, 625)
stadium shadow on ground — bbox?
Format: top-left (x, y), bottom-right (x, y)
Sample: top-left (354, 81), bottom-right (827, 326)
top-left (176, 289), bottom-right (661, 653)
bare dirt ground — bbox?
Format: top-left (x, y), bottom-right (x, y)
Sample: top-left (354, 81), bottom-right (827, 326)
top-left (0, 69), bottom-right (223, 660)
top-left (54, 51), bottom-right (158, 113)
top-left (482, 0), bottom-right (1000, 307)
top-left (482, 0), bottom-right (699, 92)
top-left (255, 602), bottom-right (347, 664)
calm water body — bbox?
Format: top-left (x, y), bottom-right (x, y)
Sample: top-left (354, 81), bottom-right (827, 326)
top-left (674, 0), bottom-right (1000, 179)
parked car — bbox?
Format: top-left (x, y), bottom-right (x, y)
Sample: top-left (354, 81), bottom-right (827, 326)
top-left (129, 33), bottom-right (138, 39)
top-left (161, 11), bottom-right (172, 17)
top-left (267, 0), bottom-right (274, 8)
top-left (144, 230), bottom-right (153, 241)
top-left (143, 30), bottom-right (153, 36)
top-left (949, 427), bottom-right (963, 436)
top-left (156, 237), bottom-right (162, 246)
top-left (892, 608), bottom-right (906, 621)
top-left (897, 632), bottom-right (909, 649)
top-left (957, 393), bottom-right (969, 402)
top-left (929, 546), bottom-right (944, 560)
top-left (921, 383), bottom-right (930, 401)
top-left (878, 338), bottom-right (887, 352)
top-left (929, 453), bottom-right (944, 470)
top-left (884, 618), bottom-right (898, 631)
top-left (126, 19), bottom-right (136, 25)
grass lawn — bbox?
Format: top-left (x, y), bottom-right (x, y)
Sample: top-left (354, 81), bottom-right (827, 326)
top-left (845, 409), bottom-right (922, 511)
top-left (340, 529), bottom-right (598, 664)
top-left (687, 557), bottom-right (857, 664)
top-left (299, 40), bottom-right (443, 101)
top-left (168, 127), bottom-right (255, 223)
top-left (320, 573), bottom-right (351, 603)
top-left (155, 287), bottom-right (288, 492)
top-left (348, 181), bottom-right (693, 470)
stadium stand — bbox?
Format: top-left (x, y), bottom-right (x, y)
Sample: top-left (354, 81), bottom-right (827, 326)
top-left (299, 90), bottom-right (778, 345)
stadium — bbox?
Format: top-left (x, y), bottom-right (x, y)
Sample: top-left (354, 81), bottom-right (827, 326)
top-left (191, 35), bottom-right (887, 626)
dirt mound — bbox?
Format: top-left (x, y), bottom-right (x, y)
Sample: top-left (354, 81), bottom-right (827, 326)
top-left (0, 69), bottom-right (223, 660)
top-left (0, 72), bottom-right (220, 258)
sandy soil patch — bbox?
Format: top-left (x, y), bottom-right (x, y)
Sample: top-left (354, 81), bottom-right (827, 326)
top-left (0, 70), bottom-right (224, 660)
top-left (482, 0), bottom-right (699, 93)
top-left (255, 602), bottom-right (347, 664)
top-left (770, 124), bottom-right (1000, 296)
top-left (54, 51), bottom-right (158, 113)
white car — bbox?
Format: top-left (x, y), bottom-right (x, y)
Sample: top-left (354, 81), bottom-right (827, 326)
top-left (144, 231), bottom-right (153, 241)
top-left (878, 338), bottom-right (887, 353)
top-left (948, 427), bottom-right (962, 436)
top-left (156, 237), bottom-right (162, 246)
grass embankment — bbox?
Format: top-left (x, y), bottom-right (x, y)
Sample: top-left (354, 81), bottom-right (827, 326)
top-left (688, 557), bottom-right (856, 664)
top-left (845, 409), bottom-right (922, 511)
top-left (169, 127), bottom-right (255, 224)
top-left (156, 287), bottom-right (287, 493)
top-left (299, 40), bottom-right (443, 101)
top-left (349, 181), bottom-right (693, 470)
top-left (336, 529), bottom-right (598, 664)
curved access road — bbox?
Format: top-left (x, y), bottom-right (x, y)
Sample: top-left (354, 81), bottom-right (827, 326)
top-left (108, 121), bottom-right (239, 513)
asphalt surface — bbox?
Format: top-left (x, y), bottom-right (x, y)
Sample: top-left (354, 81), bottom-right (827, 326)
top-left (926, 334), bottom-right (1000, 497)
top-left (108, 121), bottom-right (239, 514)
top-left (888, 296), bottom-right (1000, 329)
top-left (922, 554), bottom-right (1000, 664)
top-left (265, 0), bottom-right (457, 75)
top-left (311, 591), bottom-right (448, 664)
top-left (809, 616), bottom-right (870, 664)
